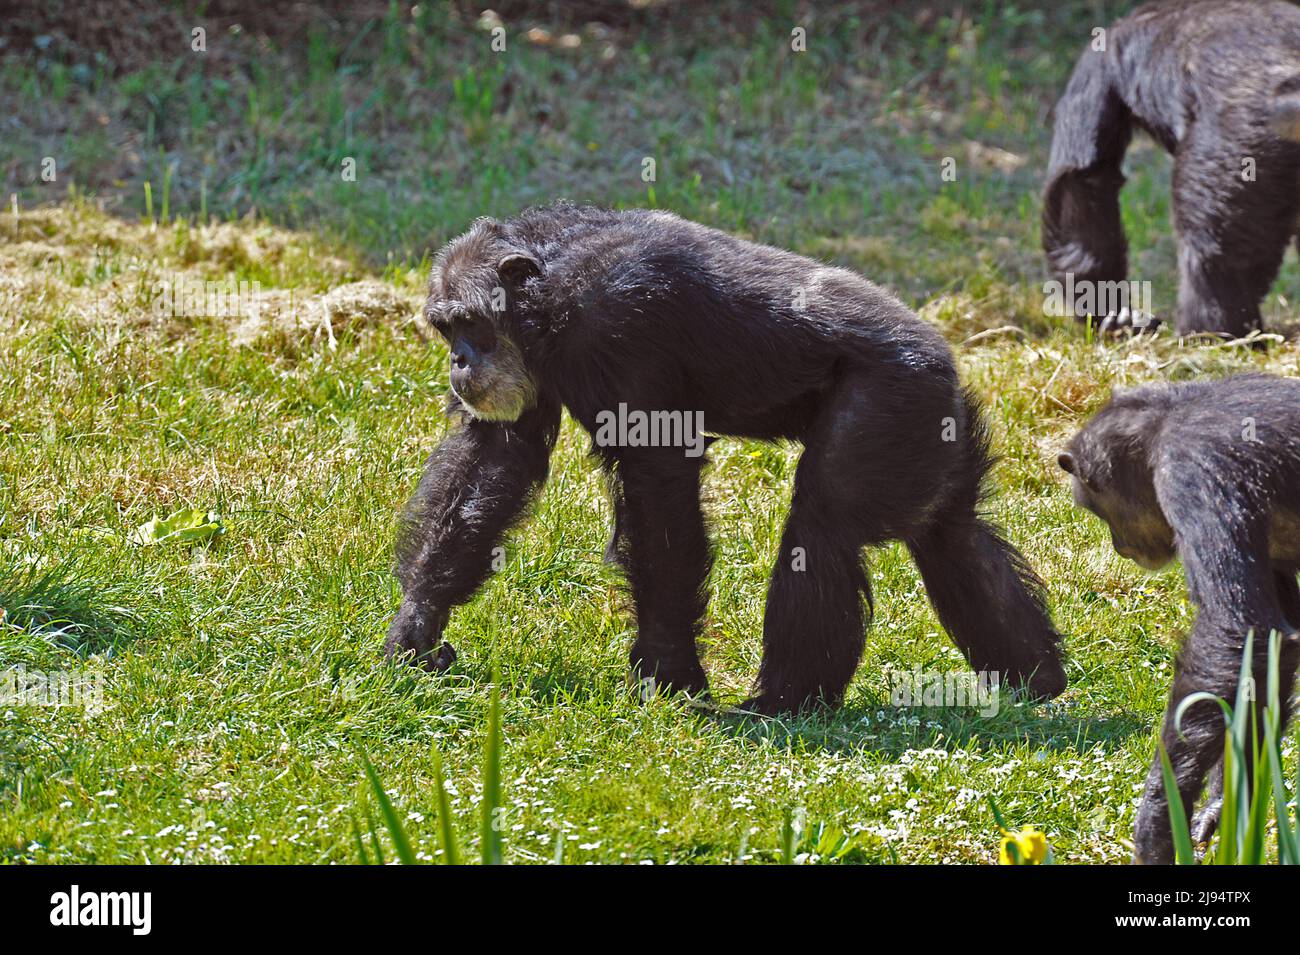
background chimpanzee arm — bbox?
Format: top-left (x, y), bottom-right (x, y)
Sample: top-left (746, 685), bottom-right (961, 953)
top-left (385, 396), bottom-right (561, 669)
top-left (1042, 46), bottom-right (1132, 304)
top-left (1132, 460), bottom-right (1289, 863)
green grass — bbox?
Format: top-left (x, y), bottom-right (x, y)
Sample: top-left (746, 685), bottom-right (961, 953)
top-left (1, 2), bottom-right (1298, 864)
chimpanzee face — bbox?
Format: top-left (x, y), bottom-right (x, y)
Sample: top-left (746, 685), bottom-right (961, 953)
top-left (1058, 447), bottom-right (1176, 571)
top-left (425, 227), bottom-right (540, 423)
top-left (424, 299), bottom-right (535, 422)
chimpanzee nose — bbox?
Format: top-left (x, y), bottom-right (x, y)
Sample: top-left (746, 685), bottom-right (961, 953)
top-left (451, 339), bottom-right (479, 371)
top-left (450, 351), bottom-right (475, 396)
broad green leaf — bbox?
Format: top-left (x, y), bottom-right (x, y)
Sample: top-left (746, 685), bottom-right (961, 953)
top-left (130, 507), bottom-right (223, 546)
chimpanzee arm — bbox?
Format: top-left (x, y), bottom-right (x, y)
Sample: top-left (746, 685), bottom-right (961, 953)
top-left (1042, 46), bottom-right (1132, 304)
top-left (385, 396), bottom-right (561, 669)
top-left (1132, 462), bottom-right (1286, 862)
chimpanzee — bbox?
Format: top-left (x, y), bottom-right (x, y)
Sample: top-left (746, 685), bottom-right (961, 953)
top-left (1059, 374), bottom-right (1300, 863)
top-left (1043, 0), bottom-right (1300, 336)
top-left (386, 202), bottom-right (1067, 715)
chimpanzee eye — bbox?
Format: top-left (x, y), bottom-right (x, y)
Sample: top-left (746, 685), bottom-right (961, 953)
top-left (426, 302), bottom-right (464, 340)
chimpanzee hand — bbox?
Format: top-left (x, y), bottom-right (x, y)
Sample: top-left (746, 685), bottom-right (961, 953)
top-left (1190, 797), bottom-right (1222, 847)
top-left (384, 601), bottom-right (456, 672)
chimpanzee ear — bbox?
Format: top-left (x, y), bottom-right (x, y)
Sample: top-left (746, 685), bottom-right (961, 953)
top-left (1057, 451), bottom-right (1076, 474)
top-left (497, 252), bottom-right (541, 285)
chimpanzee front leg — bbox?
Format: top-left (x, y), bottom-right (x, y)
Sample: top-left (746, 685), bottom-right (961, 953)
top-left (1192, 570), bottom-right (1300, 846)
top-left (612, 449), bottom-right (711, 698)
top-left (1148, 617), bottom-right (1300, 860)
top-left (386, 396), bottom-right (561, 670)
top-left (602, 476), bottom-right (628, 569)
top-left (1131, 489), bottom-right (1290, 862)
top-left (1041, 46), bottom-right (1132, 318)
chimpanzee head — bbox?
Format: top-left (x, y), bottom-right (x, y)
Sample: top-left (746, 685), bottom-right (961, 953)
top-left (424, 218), bottom-right (540, 422)
top-left (1058, 391), bottom-right (1177, 571)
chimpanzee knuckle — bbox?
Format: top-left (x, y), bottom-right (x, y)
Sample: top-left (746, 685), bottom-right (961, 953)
top-left (1190, 798), bottom-right (1222, 846)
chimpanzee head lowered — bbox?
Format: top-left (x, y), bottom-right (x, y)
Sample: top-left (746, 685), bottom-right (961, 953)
top-left (425, 219), bottom-right (540, 422)
top-left (1057, 390), bottom-right (1177, 571)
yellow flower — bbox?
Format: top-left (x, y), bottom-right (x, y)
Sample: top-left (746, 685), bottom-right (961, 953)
top-left (999, 826), bottom-right (1049, 865)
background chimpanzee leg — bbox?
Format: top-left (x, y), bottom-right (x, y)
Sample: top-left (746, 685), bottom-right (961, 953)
top-left (1171, 128), bottom-right (1297, 338)
top-left (606, 436), bottom-right (718, 568)
top-left (385, 397), bottom-right (561, 669)
top-left (613, 449), bottom-right (711, 697)
top-left (1174, 244), bottom-right (1271, 339)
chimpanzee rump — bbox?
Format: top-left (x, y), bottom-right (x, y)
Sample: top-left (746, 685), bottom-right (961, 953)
top-left (1043, 0), bottom-right (1300, 336)
top-left (1059, 374), bottom-right (1300, 863)
top-left (387, 203), bottom-right (1067, 714)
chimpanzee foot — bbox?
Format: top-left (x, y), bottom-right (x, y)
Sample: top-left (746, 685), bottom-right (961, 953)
top-left (1007, 658), bottom-right (1068, 703)
top-left (629, 642), bottom-right (708, 699)
top-left (418, 641), bottom-right (458, 673)
top-left (737, 694), bottom-right (784, 717)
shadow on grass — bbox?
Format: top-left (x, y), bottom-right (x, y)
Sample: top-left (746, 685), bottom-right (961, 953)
top-left (710, 694), bottom-right (1150, 761)
top-left (0, 559), bottom-right (145, 658)
top-left (385, 644), bottom-right (1150, 762)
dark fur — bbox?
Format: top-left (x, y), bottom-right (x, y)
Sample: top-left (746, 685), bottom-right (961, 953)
top-left (1043, 0), bottom-right (1300, 336)
top-left (387, 203), bottom-right (1067, 714)
top-left (1060, 374), bottom-right (1300, 863)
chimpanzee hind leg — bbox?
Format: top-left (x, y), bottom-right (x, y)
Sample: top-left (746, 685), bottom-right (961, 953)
top-left (1171, 130), bottom-right (1295, 337)
top-left (1272, 571), bottom-right (1300, 750)
top-left (908, 519), bottom-right (1067, 701)
top-left (746, 368), bottom-right (955, 715)
top-left (1143, 616), bottom-right (1300, 862)
top-left (906, 395), bottom-right (1066, 701)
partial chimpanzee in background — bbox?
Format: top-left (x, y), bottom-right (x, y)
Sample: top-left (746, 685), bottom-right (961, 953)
top-left (1059, 375), bottom-right (1300, 863)
top-left (1043, 0), bottom-right (1300, 336)
top-left (386, 203), bottom-right (1068, 715)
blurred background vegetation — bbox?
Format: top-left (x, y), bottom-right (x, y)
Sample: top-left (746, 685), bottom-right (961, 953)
top-left (4, 0), bottom-right (1218, 317)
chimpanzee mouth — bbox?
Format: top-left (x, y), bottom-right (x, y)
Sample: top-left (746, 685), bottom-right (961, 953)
top-left (451, 382), bottom-right (527, 423)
